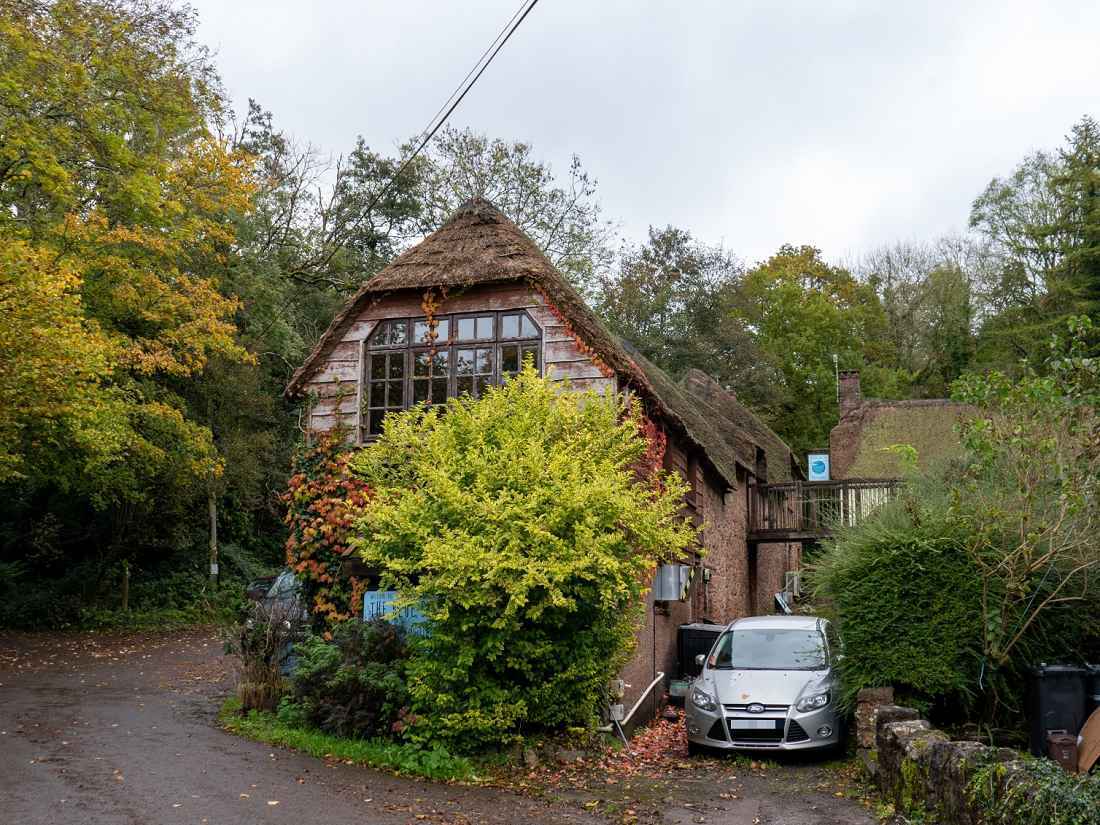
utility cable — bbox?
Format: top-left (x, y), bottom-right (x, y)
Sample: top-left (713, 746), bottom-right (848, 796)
top-left (365, 0), bottom-right (541, 215)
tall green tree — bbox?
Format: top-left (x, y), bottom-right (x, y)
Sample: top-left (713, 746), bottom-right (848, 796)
top-left (0, 0), bottom-right (253, 500)
top-left (857, 238), bottom-right (982, 397)
top-left (593, 225), bottom-right (786, 418)
top-left (970, 115), bottom-right (1100, 365)
top-left (731, 245), bottom-right (899, 456)
top-left (0, 0), bottom-right (263, 619)
top-left (410, 126), bottom-right (614, 293)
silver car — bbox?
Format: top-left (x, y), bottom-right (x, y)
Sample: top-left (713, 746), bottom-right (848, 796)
top-left (685, 615), bottom-right (843, 754)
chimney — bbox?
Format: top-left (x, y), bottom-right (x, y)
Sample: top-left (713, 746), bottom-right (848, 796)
top-left (838, 370), bottom-right (862, 418)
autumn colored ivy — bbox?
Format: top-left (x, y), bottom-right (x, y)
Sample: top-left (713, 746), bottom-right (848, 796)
top-left (283, 432), bottom-right (372, 632)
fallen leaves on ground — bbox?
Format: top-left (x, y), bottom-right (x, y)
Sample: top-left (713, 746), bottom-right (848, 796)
top-left (516, 710), bottom-right (699, 790)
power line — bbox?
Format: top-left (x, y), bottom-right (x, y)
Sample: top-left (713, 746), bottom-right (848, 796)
top-left (368, 0), bottom-right (541, 214)
top-left (416, 0), bottom-right (532, 151)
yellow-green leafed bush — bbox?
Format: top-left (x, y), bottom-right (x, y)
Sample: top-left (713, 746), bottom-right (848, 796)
top-left (350, 366), bottom-right (698, 750)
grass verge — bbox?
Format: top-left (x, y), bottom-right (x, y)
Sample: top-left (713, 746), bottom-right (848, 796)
top-left (218, 697), bottom-right (479, 783)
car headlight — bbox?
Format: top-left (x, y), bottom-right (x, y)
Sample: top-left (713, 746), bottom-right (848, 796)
top-left (691, 686), bottom-right (717, 712)
top-left (796, 691), bottom-right (830, 712)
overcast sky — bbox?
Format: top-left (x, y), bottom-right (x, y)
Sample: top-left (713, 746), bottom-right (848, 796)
top-left (190, 0), bottom-right (1100, 265)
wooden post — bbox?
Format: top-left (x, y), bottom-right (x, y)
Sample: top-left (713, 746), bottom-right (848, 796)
top-left (208, 485), bottom-right (218, 588)
top-left (121, 560), bottom-right (130, 613)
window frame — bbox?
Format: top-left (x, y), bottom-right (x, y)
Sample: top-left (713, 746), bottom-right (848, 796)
top-left (360, 309), bottom-right (543, 441)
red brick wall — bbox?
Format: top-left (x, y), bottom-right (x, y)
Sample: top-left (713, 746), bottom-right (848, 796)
top-left (696, 466), bottom-right (750, 623)
top-left (617, 442), bottom-right (752, 716)
top-left (754, 541), bottom-right (801, 615)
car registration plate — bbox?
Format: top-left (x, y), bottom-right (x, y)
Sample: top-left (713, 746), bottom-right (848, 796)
top-left (729, 719), bottom-right (777, 730)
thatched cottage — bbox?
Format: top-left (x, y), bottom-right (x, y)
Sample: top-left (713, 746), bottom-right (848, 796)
top-left (829, 371), bottom-right (971, 479)
top-left (286, 199), bottom-right (802, 717)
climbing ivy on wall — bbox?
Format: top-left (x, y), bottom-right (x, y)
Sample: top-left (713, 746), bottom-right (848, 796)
top-left (283, 433), bottom-right (372, 633)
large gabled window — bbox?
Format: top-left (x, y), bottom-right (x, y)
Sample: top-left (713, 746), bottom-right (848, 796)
top-left (361, 310), bottom-right (542, 440)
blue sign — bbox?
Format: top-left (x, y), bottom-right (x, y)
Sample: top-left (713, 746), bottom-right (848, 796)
top-left (807, 452), bottom-right (830, 481)
top-left (363, 590), bottom-right (429, 636)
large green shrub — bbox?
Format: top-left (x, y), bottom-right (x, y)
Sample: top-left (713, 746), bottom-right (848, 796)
top-left (349, 367), bottom-right (697, 750)
top-left (289, 620), bottom-right (411, 739)
top-left (811, 494), bottom-right (986, 711)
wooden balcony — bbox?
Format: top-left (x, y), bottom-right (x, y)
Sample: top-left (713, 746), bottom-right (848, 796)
top-left (748, 478), bottom-right (903, 543)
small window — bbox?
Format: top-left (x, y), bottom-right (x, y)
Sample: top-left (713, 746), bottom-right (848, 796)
top-left (500, 312), bottom-right (540, 340)
top-left (457, 314), bottom-right (494, 341)
top-left (502, 343), bottom-right (540, 380)
top-left (413, 317), bottom-right (450, 344)
top-left (364, 350), bottom-right (406, 436)
top-left (411, 348), bottom-right (449, 407)
top-left (456, 347), bottom-right (495, 398)
top-left (368, 319), bottom-right (409, 348)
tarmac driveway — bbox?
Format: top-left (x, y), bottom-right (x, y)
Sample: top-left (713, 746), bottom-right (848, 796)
top-left (0, 628), bottom-right (880, 825)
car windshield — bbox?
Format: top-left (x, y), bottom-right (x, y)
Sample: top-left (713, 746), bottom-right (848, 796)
top-left (710, 628), bottom-right (827, 670)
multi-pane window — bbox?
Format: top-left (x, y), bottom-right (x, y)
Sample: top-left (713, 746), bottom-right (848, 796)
top-left (412, 349), bottom-right (450, 405)
top-left (456, 346), bottom-right (494, 398)
top-left (361, 310), bottom-right (542, 439)
top-left (365, 351), bottom-right (406, 437)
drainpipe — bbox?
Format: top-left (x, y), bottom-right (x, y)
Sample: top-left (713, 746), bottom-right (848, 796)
top-left (597, 671), bottom-right (665, 739)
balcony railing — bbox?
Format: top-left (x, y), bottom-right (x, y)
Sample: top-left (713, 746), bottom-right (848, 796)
top-left (748, 478), bottom-right (903, 541)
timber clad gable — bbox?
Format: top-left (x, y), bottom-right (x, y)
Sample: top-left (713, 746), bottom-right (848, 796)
top-left (298, 282), bottom-right (617, 440)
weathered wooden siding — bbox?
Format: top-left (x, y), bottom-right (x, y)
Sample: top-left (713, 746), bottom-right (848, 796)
top-left (301, 282), bottom-right (617, 438)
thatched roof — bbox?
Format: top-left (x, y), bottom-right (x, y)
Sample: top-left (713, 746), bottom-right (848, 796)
top-left (832, 399), bottom-right (972, 479)
top-left (680, 369), bottom-right (801, 482)
top-left (287, 198), bottom-right (794, 489)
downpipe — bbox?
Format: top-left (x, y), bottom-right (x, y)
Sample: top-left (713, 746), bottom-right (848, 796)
top-left (597, 671), bottom-right (665, 742)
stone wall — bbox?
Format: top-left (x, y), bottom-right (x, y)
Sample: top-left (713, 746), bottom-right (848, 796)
top-left (875, 705), bottom-right (1051, 825)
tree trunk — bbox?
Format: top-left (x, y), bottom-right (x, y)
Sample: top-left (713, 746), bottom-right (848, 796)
top-left (208, 486), bottom-right (218, 589)
top-left (120, 560), bottom-right (129, 613)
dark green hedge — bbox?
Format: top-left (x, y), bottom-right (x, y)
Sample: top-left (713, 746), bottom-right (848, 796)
top-left (810, 497), bottom-right (986, 712)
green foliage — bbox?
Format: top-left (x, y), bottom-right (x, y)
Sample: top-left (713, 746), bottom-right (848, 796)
top-left (970, 115), bottom-right (1100, 366)
top-left (219, 697), bottom-right (478, 782)
top-left (810, 494), bottom-right (986, 711)
top-left (350, 367), bottom-right (698, 750)
top-left (949, 319), bottom-right (1100, 683)
top-left (814, 319), bottom-right (1100, 722)
top-left (289, 621), bottom-right (411, 739)
top-left (969, 755), bottom-right (1100, 825)
top-left (593, 226), bottom-right (787, 419)
top-left (730, 245), bottom-right (902, 456)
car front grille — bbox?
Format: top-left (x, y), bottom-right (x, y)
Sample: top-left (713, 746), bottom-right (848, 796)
top-left (723, 703), bottom-right (790, 713)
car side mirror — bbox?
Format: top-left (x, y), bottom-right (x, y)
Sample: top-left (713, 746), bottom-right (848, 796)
top-left (695, 653), bottom-right (706, 668)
